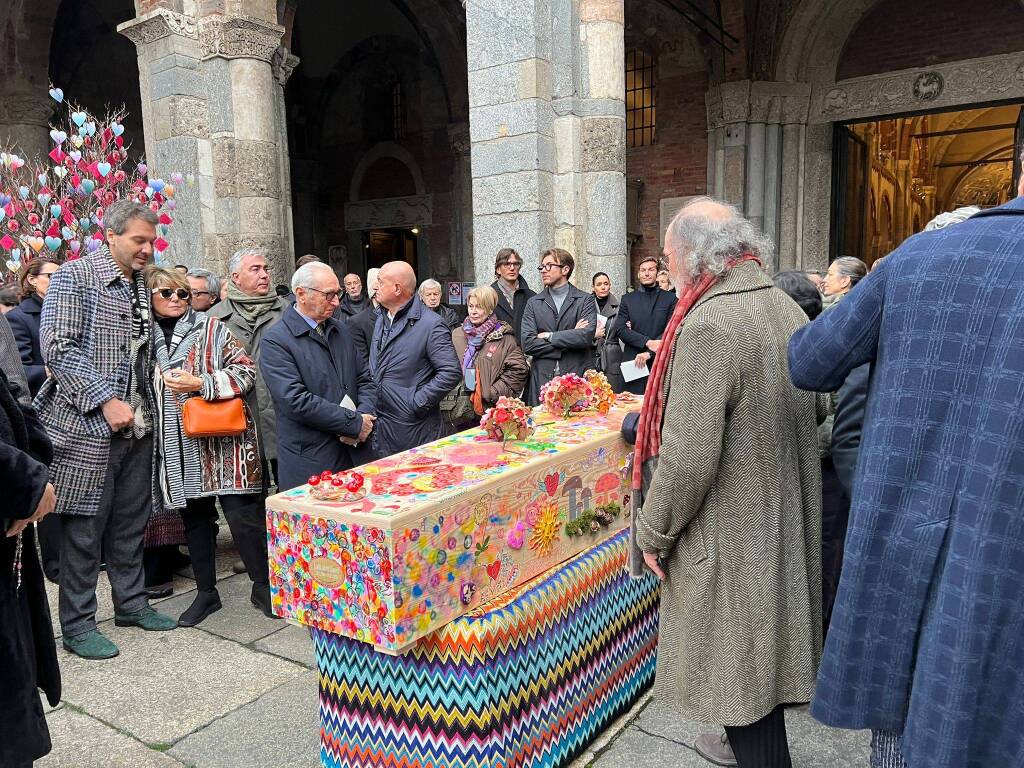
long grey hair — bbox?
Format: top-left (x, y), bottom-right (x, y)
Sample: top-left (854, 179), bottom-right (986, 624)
top-left (665, 197), bottom-right (774, 285)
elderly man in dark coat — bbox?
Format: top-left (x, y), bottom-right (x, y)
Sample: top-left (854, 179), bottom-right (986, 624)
top-left (789, 179), bottom-right (1024, 768)
top-left (369, 261), bottom-right (460, 457)
top-left (1, 368), bottom-right (60, 767)
top-left (520, 248), bottom-right (597, 405)
top-left (260, 263), bottom-right (378, 491)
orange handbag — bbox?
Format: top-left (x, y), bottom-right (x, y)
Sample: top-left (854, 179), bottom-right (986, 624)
top-left (181, 396), bottom-right (246, 438)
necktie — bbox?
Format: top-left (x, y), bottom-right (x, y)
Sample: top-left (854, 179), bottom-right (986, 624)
top-left (315, 323), bottom-right (326, 338)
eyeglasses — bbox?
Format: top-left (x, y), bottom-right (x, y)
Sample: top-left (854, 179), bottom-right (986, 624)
top-left (152, 288), bottom-right (191, 301)
top-left (500, 261), bottom-right (523, 269)
top-left (306, 286), bottom-right (342, 301)
top-left (191, 290), bottom-right (212, 298)
top-left (538, 263), bottom-right (563, 272)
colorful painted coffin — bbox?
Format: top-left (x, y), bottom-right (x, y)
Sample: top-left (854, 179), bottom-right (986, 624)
top-left (266, 411), bottom-right (634, 653)
top-left (316, 529), bottom-right (660, 768)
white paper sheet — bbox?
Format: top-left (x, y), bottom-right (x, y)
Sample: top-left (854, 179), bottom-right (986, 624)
top-left (619, 359), bottom-right (649, 382)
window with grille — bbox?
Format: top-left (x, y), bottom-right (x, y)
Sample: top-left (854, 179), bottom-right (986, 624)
top-left (392, 82), bottom-right (405, 140)
top-left (625, 49), bottom-right (656, 148)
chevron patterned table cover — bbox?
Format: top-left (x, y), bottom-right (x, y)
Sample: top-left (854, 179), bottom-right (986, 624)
top-left (268, 408), bottom-right (637, 653)
top-left (315, 529), bottom-right (660, 768)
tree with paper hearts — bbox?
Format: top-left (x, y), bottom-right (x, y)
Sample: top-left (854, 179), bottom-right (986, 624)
top-left (0, 85), bottom-right (190, 279)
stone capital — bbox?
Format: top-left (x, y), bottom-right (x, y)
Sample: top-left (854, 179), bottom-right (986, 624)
top-left (271, 45), bottom-right (300, 86)
top-left (448, 123), bottom-right (471, 156)
top-left (706, 81), bottom-right (752, 129)
top-left (0, 91), bottom-right (55, 126)
top-left (118, 8), bottom-right (198, 46)
top-left (199, 14), bottom-right (285, 62)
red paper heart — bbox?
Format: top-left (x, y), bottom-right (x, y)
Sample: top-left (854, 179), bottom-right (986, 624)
top-left (48, 147), bottom-right (66, 163)
top-left (544, 472), bottom-right (559, 496)
top-left (0, 234), bottom-right (13, 250)
top-left (114, 136), bottom-right (124, 148)
top-left (153, 237), bottom-right (168, 252)
top-left (158, 213), bottom-right (172, 225)
top-left (46, 222), bottom-right (59, 237)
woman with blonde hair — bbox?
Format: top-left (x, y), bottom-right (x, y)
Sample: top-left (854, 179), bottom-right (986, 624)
top-left (144, 266), bottom-right (270, 626)
top-left (446, 285), bottom-right (528, 430)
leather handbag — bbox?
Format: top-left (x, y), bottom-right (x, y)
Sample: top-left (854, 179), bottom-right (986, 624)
top-left (181, 396), bottom-right (246, 438)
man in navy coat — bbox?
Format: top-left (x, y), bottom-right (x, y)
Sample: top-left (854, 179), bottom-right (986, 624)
top-left (260, 262), bottom-right (378, 491)
top-left (370, 260), bottom-right (460, 457)
top-left (614, 255), bottom-right (675, 394)
top-left (788, 168), bottom-right (1024, 768)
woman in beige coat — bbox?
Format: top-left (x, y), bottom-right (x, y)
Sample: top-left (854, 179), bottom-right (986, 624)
top-left (629, 199), bottom-right (825, 768)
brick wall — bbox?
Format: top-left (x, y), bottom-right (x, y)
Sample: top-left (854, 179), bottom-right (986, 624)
top-left (837, 0), bottom-right (1024, 80)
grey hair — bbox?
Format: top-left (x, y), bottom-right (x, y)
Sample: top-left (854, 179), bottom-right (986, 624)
top-left (186, 267), bottom-right (220, 296)
top-left (924, 206), bottom-right (981, 232)
top-left (831, 256), bottom-right (868, 287)
top-left (104, 199), bottom-right (158, 235)
top-left (291, 261), bottom-right (335, 293)
top-left (228, 248), bottom-right (264, 276)
top-left (665, 197), bottom-right (774, 283)
top-left (418, 278), bottom-right (442, 297)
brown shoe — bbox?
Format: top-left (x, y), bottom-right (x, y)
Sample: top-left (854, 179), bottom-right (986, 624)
top-left (694, 732), bottom-right (737, 766)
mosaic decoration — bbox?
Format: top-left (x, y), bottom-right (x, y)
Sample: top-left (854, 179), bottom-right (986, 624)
top-left (316, 530), bottom-right (660, 768)
top-left (267, 407), bottom-right (635, 652)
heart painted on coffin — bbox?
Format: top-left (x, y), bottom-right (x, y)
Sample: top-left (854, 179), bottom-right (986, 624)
top-left (543, 472), bottom-right (560, 496)
top-left (486, 560), bottom-right (501, 580)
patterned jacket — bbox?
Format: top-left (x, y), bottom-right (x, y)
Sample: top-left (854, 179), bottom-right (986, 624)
top-left (636, 261), bottom-right (825, 726)
top-left (34, 248), bottom-right (152, 516)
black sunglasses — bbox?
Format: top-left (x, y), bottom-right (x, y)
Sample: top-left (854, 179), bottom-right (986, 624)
top-left (152, 288), bottom-right (191, 301)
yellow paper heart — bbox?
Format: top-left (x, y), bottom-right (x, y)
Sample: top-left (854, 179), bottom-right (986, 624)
top-left (70, 135), bottom-right (84, 149)
top-left (26, 237), bottom-right (45, 253)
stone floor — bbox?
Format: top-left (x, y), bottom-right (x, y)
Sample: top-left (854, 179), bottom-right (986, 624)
top-left (39, 534), bottom-right (870, 768)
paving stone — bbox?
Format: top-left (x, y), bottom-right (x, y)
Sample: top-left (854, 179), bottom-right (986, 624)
top-left (39, 707), bottom-right (186, 767)
top-left (254, 623), bottom-right (316, 668)
top-left (590, 725), bottom-right (710, 767)
top-left (58, 621), bottom-right (305, 744)
top-left (169, 670), bottom-right (320, 768)
top-left (158, 573), bottom-right (284, 644)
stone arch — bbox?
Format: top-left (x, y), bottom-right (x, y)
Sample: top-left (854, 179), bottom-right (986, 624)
top-left (349, 142), bottom-right (425, 202)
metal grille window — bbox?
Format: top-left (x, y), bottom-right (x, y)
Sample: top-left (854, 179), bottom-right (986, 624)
top-left (625, 49), bottom-right (656, 148)
top-left (392, 82), bottom-right (405, 140)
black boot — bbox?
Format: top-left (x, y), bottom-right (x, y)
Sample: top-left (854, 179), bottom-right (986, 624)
top-left (178, 589), bottom-right (222, 627)
top-left (250, 582), bottom-right (278, 619)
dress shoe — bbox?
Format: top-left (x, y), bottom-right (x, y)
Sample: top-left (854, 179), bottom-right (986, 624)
top-left (114, 606), bottom-right (177, 631)
top-left (250, 583), bottom-right (279, 619)
top-left (694, 732), bottom-right (737, 766)
top-left (232, 559), bottom-right (247, 575)
top-left (146, 583), bottom-right (173, 599)
top-left (63, 629), bottom-right (119, 660)
top-left (178, 589), bottom-right (222, 627)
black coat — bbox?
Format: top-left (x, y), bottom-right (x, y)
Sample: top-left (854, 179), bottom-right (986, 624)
top-left (491, 276), bottom-right (536, 345)
top-left (6, 293), bottom-right (45, 395)
top-left (337, 293), bottom-right (370, 320)
top-left (520, 284), bottom-right (597, 405)
top-left (615, 284), bottom-right (676, 394)
top-left (369, 295), bottom-right (461, 457)
top-left (831, 362), bottom-right (871, 494)
top-left (428, 303), bottom-right (461, 331)
top-left (259, 307), bottom-right (379, 491)
top-left (0, 368), bottom-right (60, 766)
top-left (346, 304), bottom-right (380, 365)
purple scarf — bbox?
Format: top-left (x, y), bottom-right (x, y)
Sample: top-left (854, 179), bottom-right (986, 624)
top-left (461, 313), bottom-right (499, 370)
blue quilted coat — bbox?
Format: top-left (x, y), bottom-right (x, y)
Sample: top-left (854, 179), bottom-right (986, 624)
top-left (788, 196), bottom-right (1024, 768)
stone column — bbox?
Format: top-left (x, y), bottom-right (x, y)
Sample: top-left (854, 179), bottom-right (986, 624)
top-left (119, 5), bottom-right (292, 282)
top-left (466, 0), bottom-right (626, 290)
top-left (0, 89), bottom-right (53, 160)
top-left (448, 123), bottom-right (474, 281)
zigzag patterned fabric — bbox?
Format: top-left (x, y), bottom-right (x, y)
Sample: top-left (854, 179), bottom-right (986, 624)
top-left (316, 530), bottom-right (660, 768)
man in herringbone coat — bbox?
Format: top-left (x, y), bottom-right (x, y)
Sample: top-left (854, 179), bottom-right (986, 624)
top-left (631, 199), bottom-right (824, 767)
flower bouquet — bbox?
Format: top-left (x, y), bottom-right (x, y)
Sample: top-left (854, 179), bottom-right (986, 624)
top-left (539, 371), bottom-right (595, 418)
top-left (307, 469), bottom-right (366, 501)
top-left (584, 369), bottom-right (616, 415)
top-left (480, 396), bottom-right (534, 444)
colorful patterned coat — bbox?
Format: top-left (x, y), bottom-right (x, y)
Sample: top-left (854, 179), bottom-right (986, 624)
top-left (789, 196), bottom-right (1024, 768)
top-left (34, 248), bottom-right (152, 517)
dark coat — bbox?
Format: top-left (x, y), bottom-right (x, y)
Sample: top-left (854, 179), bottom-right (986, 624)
top-left (259, 306), bottom-right (379, 491)
top-left (615, 284), bottom-right (675, 393)
top-left (788, 196), bottom-right (1024, 768)
top-left (491, 275), bottom-right (536, 344)
top-left (0, 368), bottom-right (60, 766)
top-left (345, 303), bottom-right (379, 365)
top-left (337, 293), bottom-right (370, 319)
top-left (0, 315), bottom-right (30, 405)
top-left (369, 295), bottom-right (461, 457)
top-left (428, 303), bottom-right (461, 331)
top-left (6, 293), bottom-right (45, 395)
top-left (830, 362), bottom-right (871, 494)
top-left (595, 292), bottom-right (624, 391)
top-left (520, 284), bottom-right (597, 405)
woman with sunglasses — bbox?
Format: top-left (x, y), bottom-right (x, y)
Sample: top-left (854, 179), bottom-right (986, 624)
top-left (144, 266), bottom-right (266, 627)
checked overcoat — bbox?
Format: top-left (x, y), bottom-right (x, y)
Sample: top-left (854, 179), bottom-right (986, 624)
top-left (33, 247), bottom-right (152, 517)
top-left (788, 196), bottom-right (1024, 768)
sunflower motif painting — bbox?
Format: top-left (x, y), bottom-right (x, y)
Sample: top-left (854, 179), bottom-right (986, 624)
top-left (529, 500), bottom-right (561, 556)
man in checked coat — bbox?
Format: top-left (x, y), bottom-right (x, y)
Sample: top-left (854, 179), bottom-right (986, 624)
top-left (36, 200), bottom-right (177, 660)
top-left (788, 163), bottom-right (1024, 768)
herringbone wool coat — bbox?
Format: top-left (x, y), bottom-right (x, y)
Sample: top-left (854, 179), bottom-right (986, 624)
top-left (635, 261), bottom-right (824, 727)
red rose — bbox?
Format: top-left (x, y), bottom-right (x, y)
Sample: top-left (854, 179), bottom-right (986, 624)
top-left (496, 410), bottom-right (510, 423)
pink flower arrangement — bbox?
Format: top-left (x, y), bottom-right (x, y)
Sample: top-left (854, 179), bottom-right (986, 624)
top-left (480, 396), bottom-right (534, 443)
top-left (584, 369), bottom-right (616, 415)
top-left (539, 372), bottom-right (594, 418)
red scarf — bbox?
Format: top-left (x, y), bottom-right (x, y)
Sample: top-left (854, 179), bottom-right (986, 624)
top-left (631, 254), bottom-right (761, 493)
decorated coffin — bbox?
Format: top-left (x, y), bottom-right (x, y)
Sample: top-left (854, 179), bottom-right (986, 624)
top-left (266, 410), bottom-right (634, 653)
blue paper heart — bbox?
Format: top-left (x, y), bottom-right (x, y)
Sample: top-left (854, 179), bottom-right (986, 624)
top-left (37, 173), bottom-right (48, 186)
top-left (37, 193), bottom-right (51, 207)
top-left (81, 180), bottom-right (95, 194)
top-left (44, 236), bottom-right (62, 252)
top-left (0, 195), bottom-right (10, 207)
top-left (11, 248), bottom-right (21, 261)
top-left (79, 217), bottom-right (91, 229)
top-left (71, 111), bottom-right (87, 127)
top-left (18, 186), bottom-right (29, 200)
top-left (0, 210), bottom-right (5, 223)
top-left (85, 122), bottom-right (96, 137)
top-left (78, 126), bottom-right (87, 138)
top-left (150, 179), bottom-right (166, 193)
top-left (61, 227), bottom-right (74, 240)
top-left (97, 162), bottom-right (111, 178)
top-left (111, 123), bottom-right (125, 137)
top-left (51, 205), bottom-right (63, 219)
top-left (49, 88), bottom-right (64, 103)
top-left (86, 239), bottom-right (99, 253)
top-left (145, 186), bottom-right (154, 199)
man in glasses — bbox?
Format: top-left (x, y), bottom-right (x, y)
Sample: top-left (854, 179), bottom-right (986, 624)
top-left (185, 268), bottom-right (220, 312)
top-left (36, 199), bottom-right (178, 659)
top-left (490, 248), bottom-right (535, 344)
top-left (520, 248), bottom-right (597, 405)
top-left (260, 262), bottom-right (378, 491)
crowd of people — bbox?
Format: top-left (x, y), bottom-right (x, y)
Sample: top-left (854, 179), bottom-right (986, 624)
top-left (4, 158), bottom-right (1024, 768)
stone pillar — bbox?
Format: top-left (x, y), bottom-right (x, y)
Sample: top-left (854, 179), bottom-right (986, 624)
top-left (119, 5), bottom-right (293, 282)
top-left (0, 89), bottom-right (52, 160)
top-left (448, 123), bottom-right (474, 281)
top-left (466, 0), bottom-right (626, 290)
